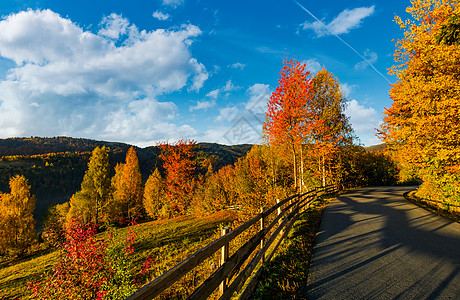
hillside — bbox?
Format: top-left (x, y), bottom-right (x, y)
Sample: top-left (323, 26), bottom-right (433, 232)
top-left (0, 137), bottom-right (252, 226)
top-left (364, 143), bottom-right (386, 152)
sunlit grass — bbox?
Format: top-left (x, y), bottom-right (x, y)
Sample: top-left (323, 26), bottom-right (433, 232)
top-left (405, 191), bottom-right (460, 223)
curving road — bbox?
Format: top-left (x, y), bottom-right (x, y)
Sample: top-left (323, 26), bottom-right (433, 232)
top-left (305, 186), bottom-right (460, 299)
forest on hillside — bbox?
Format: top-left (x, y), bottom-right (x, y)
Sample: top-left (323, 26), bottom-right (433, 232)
top-left (0, 137), bottom-right (251, 226)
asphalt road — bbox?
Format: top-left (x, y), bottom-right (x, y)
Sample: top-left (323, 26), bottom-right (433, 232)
top-left (305, 186), bottom-right (460, 299)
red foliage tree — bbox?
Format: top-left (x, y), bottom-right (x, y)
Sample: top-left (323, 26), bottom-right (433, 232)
top-left (158, 139), bottom-right (197, 216)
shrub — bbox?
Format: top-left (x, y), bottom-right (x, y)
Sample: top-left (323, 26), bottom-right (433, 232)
top-left (27, 220), bottom-right (153, 299)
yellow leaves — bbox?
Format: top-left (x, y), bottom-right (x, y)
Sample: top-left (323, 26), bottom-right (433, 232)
top-left (383, 0), bottom-right (460, 202)
top-left (0, 175), bottom-right (36, 254)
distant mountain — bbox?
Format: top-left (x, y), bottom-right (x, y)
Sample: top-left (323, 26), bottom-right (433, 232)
top-left (0, 137), bottom-right (252, 227)
top-left (365, 143), bottom-right (386, 152)
top-left (0, 137), bottom-right (252, 174)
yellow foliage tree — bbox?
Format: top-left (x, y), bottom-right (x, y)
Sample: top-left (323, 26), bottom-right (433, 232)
top-left (380, 0), bottom-right (460, 205)
top-left (309, 68), bottom-right (354, 186)
top-left (143, 168), bottom-right (165, 220)
top-left (67, 146), bottom-right (111, 227)
top-left (109, 147), bottom-right (143, 224)
top-left (0, 175), bottom-right (36, 254)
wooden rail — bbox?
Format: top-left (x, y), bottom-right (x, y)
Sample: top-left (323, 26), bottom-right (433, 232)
top-left (126, 185), bottom-right (339, 300)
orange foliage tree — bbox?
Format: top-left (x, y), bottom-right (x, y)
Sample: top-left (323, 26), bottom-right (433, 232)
top-left (158, 139), bottom-right (197, 216)
top-left (380, 0), bottom-right (460, 205)
top-left (263, 58), bottom-right (318, 192)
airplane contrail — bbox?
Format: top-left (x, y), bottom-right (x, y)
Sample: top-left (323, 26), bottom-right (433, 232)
top-left (293, 0), bottom-right (393, 85)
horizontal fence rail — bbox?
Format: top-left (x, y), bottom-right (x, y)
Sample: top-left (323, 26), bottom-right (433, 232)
top-left (126, 184), bottom-right (339, 300)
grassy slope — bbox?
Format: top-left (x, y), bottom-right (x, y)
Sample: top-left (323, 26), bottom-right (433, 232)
top-left (0, 210), bottom-right (237, 299)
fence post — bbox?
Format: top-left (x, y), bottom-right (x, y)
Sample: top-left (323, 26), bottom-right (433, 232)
top-left (219, 227), bottom-right (230, 296)
top-left (260, 206), bottom-right (265, 263)
top-left (277, 199), bottom-right (281, 224)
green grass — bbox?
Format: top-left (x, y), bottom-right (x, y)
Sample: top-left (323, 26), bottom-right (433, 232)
top-left (0, 250), bottom-right (58, 299)
top-left (0, 210), bottom-right (237, 299)
top-left (253, 196), bottom-right (334, 300)
top-left (404, 191), bottom-right (460, 223)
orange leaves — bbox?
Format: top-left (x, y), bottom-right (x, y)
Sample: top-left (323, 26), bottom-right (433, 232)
top-left (158, 139), bottom-right (197, 215)
top-left (264, 59), bottom-right (352, 189)
top-left (264, 58), bottom-right (314, 147)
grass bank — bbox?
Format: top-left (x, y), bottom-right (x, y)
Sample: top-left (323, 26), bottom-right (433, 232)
top-left (404, 191), bottom-right (460, 223)
top-left (253, 195), bottom-right (334, 299)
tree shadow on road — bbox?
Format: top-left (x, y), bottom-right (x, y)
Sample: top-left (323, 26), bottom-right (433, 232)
top-left (306, 186), bottom-right (460, 299)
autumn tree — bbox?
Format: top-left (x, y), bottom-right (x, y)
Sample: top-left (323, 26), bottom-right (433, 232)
top-left (380, 0), bottom-right (460, 205)
top-left (263, 58), bottom-right (317, 192)
top-left (158, 139), bottom-right (197, 216)
top-left (42, 202), bottom-right (70, 247)
top-left (0, 175), bottom-right (36, 254)
top-left (109, 147), bottom-right (143, 224)
top-left (309, 68), bottom-right (354, 186)
top-left (234, 145), bottom-right (275, 214)
top-left (143, 168), bottom-right (165, 220)
top-left (67, 146), bottom-right (111, 227)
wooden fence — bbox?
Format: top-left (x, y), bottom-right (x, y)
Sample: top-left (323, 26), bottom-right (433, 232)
top-left (126, 184), bottom-right (339, 300)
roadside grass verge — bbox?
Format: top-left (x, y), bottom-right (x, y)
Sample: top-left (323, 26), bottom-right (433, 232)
top-left (253, 195), bottom-right (334, 300)
top-left (404, 191), bottom-right (460, 223)
top-left (0, 210), bottom-right (237, 299)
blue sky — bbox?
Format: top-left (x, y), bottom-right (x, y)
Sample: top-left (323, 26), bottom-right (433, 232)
top-left (0, 0), bottom-right (410, 147)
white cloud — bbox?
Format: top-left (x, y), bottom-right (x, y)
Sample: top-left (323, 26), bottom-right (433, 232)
top-left (205, 80), bottom-right (239, 99)
top-left (344, 99), bottom-right (381, 146)
top-left (216, 106), bottom-right (239, 122)
top-left (206, 89), bottom-right (220, 99)
top-left (223, 80), bottom-right (238, 92)
top-left (340, 83), bottom-right (357, 97)
top-left (163, 0), bottom-right (184, 8)
top-left (303, 58), bottom-right (322, 75)
top-left (189, 99), bottom-right (216, 111)
top-left (204, 83), bottom-right (270, 145)
top-left (0, 9), bottom-right (207, 145)
top-left (98, 13), bottom-right (130, 40)
top-left (153, 10), bottom-right (170, 21)
top-left (202, 127), bottom-right (231, 144)
top-left (229, 62), bottom-right (246, 70)
top-left (245, 83), bottom-right (271, 119)
top-left (354, 49), bottom-right (378, 70)
top-left (301, 6), bottom-right (375, 37)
